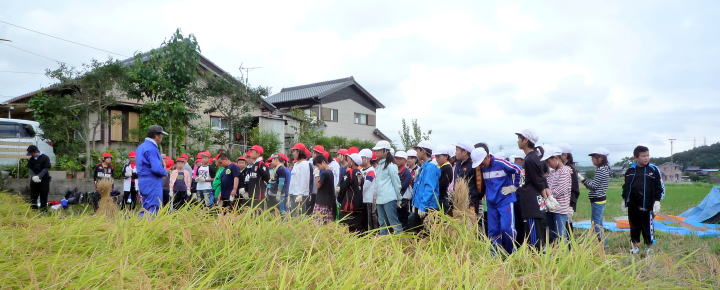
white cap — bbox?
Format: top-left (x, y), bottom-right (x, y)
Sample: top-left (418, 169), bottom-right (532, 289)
top-left (515, 129), bottom-right (539, 144)
top-left (359, 149), bottom-right (373, 159)
top-left (434, 145), bottom-right (451, 157)
top-left (395, 151), bottom-right (408, 159)
top-left (406, 149), bottom-right (418, 158)
top-left (414, 140), bottom-right (433, 151)
top-left (471, 147), bottom-right (488, 168)
top-left (558, 143), bottom-right (572, 154)
top-left (589, 147), bottom-right (610, 156)
top-left (541, 145), bottom-right (562, 161)
top-left (349, 153), bottom-right (362, 166)
top-left (372, 140), bottom-right (392, 151)
top-left (455, 141), bottom-right (474, 153)
top-left (390, 148), bottom-right (395, 155)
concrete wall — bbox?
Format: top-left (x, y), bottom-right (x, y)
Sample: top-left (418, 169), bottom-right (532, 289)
top-left (319, 98), bottom-right (381, 141)
top-left (2, 177), bottom-right (124, 202)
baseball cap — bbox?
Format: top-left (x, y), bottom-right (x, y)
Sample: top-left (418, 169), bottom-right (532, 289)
top-left (26, 145), bottom-right (39, 156)
top-left (313, 145), bottom-right (325, 153)
top-left (434, 145), bottom-right (451, 157)
top-left (337, 148), bottom-right (349, 156)
top-left (395, 151), bottom-right (408, 159)
top-left (471, 147), bottom-right (488, 168)
top-left (128, 151), bottom-right (136, 158)
top-left (101, 152), bottom-right (112, 158)
top-left (291, 143), bottom-right (306, 151)
top-left (176, 157), bottom-right (187, 162)
top-left (349, 153), bottom-right (362, 166)
top-left (589, 147), bottom-right (610, 156)
top-left (347, 146), bottom-right (359, 154)
top-left (414, 140), bottom-right (433, 151)
top-left (272, 152), bottom-right (290, 162)
top-left (250, 145), bottom-right (264, 155)
top-left (515, 129), bottom-right (539, 144)
top-left (406, 149), bottom-right (418, 158)
top-left (557, 143), bottom-right (572, 154)
top-left (148, 125), bottom-right (169, 135)
top-left (541, 145), bottom-right (562, 161)
top-left (359, 149), bottom-right (373, 159)
top-left (372, 140), bottom-right (392, 151)
top-left (455, 141), bottom-right (474, 153)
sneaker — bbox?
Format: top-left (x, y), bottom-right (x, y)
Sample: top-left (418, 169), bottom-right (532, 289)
top-left (630, 245), bottom-right (640, 254)
top-left (645, 247), bottom-right (654, 255)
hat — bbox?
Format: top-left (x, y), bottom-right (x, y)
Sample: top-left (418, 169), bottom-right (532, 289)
top-left (304, 148), bottom-right (311, 158)
top-left (406, 149), bottom-right (418, 158)
top-left (312, 145), bottom-right (325, 153)
top-left (541, 145), bottom-right (562, 161)
top-left (414, 140), bottom-right (433, 151)
top-left (589, 147), bottom-right (610, 156)
top-left (176, 157), bottom-right (187, 162)
top-left (250, 145), bottom-right (264, 155)
top-left (322, 151), bottom-right (330, 160)
top-left (237, 155), bottom-right (246, 161)
top-left (447, 145), bottom-right (456, 158)
top-left (196, 152), bottom-right (210, 159)
top-left (434, 145), bottom-right (451, 157)
top-left (359, 149), bottom-right (373, 159)
top-left (471, 148), bottom-right (488, 168)
top-left (515, 129), bottom-right (539, 144)
top-left (455, 141), bottom-right (474, 153)
top-left (557, 143), bottom-right (572, 154)
top-left (26, 145), bottom-right (39, 156)
top-left (272, 153), bottom-right (290, 163)
top-left (348, 146), bottom-right (359, 154)
top-left (128, 151), bottom-right (136, 158)
top-left (337, 148), bottom-right (349, 156)
top-left (101, 152), bottom-right (112, 159)
top-left (395, 151), bottom-right (408, 159)
top-left (372, 140), bottom-right (392, 151)
top-left (165, 158), bottom-right (174, 170)
top-left (349, 153), bottom-right (362, 166)
top-left (291, 143), bottom-right (306, 151)
top-left (181, 153), bottom-right (189, 160)
top-left (148, 125), bottom-right (169, 135)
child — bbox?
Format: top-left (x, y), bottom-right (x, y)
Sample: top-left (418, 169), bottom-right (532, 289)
top-left (514, 130), bottom-right (548, 248)
top-left (434, 146), bottom-right (454, 215)
top-left (395, 151), bottom-right (413, 229)
top-left (312, 155), bottom-right (337, 225)
top-left (268, 153), bottom-right (291, 214)
top-left (359, 149), bottom-right (377, 231)
top-left (211, 156), bottom-right (224, 205)
top-left (580, 147), bottom-right (611, 245)
top-left (121, 151), bottom-right (139, 210)
top-left (194, 153), bottom-right (215, 207)
top-left (544, 147), bottom-right (572, 243)
top-left (288, 143), bottom-right (312, 216)
top-left (409, 141), bottom-right (440, 232)
top-left (372, 140), bottom-right (403, 235)
top-left (337, 153), bottom-right (365, 233)
top-left (622, 145), bottom-right (664, 255)
top-left (169, 158), bottom-right (192, 210)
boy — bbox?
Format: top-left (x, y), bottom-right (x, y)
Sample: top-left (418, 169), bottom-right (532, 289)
top-left (409, 141), bottom-right (440, 232)
top-left (246, 145), bottom-right (270, 206)
top-left (360, 149), bottom-right (378, 231)
top-left (122, 151), bottom-right (139, 210)
top-left (622, 146), bottom-right (664, 254)
top-left (454, 142), bottom-right (480, 216)
top-left (395, 151), bottom-right (413, 228)
top-left (194, 153), bottom-right (215, 207)
top-left (217, 154), bottom-right (241, 208)
top-left (268, 153), bottom-right (291, 214)
top-left (26, 145), bottom-right (51, 211)
top-left (93, 152), bottom-right (115, 210)
top-left (169, 158), bottom-right (192, 210)
top-left (312, 155), bottom-right (337, 224)
top-left (435, 146), bottom-right (454, 215)
top-left (515, 130), bottom-right (548, 248)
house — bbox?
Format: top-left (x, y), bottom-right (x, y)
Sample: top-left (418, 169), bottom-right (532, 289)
top-left (0, 52), bottom-right (282, 154)
top-left (264, 77), bottom-right (390, 142)
top-left (610, 166), bottom-right (627, 177)
top-left (658, 162), bottom-right (682, 183)
top-left (684, 166), bottom-right (702, 174)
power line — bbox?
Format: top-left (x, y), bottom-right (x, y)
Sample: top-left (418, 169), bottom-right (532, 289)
top-left (2, 43), bottom-right (65, 63)
top-left (0, 70), bottom-right (45, 75)
top-left (0, 19), bottom-right (126, 57)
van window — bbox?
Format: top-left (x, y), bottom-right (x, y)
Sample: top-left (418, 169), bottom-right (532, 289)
top-left (0, 124), bottom-right (18, 138)
top-left (19, 124), bottom-right (36, 138)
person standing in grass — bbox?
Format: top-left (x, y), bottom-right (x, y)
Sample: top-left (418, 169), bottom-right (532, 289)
top-left (408, 141), bottom-right (440, 232)
top-left (26, 145), bottom-right (51, 211)
top-left (372, 141), bottom-right (403, 235)
top-left (622, 145), bottom-right (664, 255)
top-left (211, 156), bottom-right (224, 205)
top-left (169, 157), bottom-right (192, 209)
top-left (359, 149), bottom-right (378, 231)
top-left (136, 125), bottom-right (169, 216)
top-left (514, 130), bottom-right (548, 248)
top-left (311, 155), bottom-right (337, 225)
top-left (268, 153), bottom-right (291, 214)
top-left (544, 147), bottom-right (573, 243)
top-left (579, 147), bottom-right (611, 246)
top-left (216, 154), bottom-right (241, 208)
top-left (289, 143), bottom-right (312, 216)
top-left (194, 153), bottom-right (215, 207)
top-left (435, 146), bottom-right (454, 215)
top-left (557, 143), bottom-right (580, 236)
top-left (338, 153), bottom-right (365, 232)
top-left (395, 151), bottom-right (413, 229)
top-left (121, 151), bottom-right (139, 211)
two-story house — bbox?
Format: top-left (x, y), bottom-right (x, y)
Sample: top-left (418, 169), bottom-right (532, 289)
top-left (264, 77), bottom-right (390, 142)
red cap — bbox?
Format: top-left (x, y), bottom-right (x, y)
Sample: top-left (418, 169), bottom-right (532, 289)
top-left (237, 155), bottom-right (246, 161)
top-left (102, 152), bottom-right (112, 158)
top-left (304, 148), bottom-right (311, 158)
top-left (181, 153), bottom-right (189, 159)
top-left (128, 151), bottom-right (136, 158)
top-left (277, 153), bottom-right (289, 163)
top-left (250, 145), bottom-right (264, 155)
top-left (196, 152), bottom-right (210, 159)
top-left (322, 151), bottom-right (330, 160)
top-left (313, 145), bottom-right (325, 153)
top-left (291, 143), bottom-right (306, 151)
top-left (165, 158), bottom-right (174, 170)
top-left (176, 157), bottom-right (187, 162)
top-left (245, 152), bottom-right (252, 158)
top-left (348, 147), bottom-right (359, 154)
top-left (371, 152), bottom-right (378, 161)
top-left (337, 149), bottom-right (349, 156)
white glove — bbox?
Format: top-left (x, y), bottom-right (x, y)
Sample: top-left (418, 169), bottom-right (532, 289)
top-left (125, 170), bottom-right (132, 177)
top-left (31, 176), bottom-right (41, 183)
top-left (230, 195), bottom-right (235, 202)
top-left (195, 177), bottom-right (204, 183)
top-left (500, 185), bottom-right (517, 195)
top-left (169, 191), bottom-right (175, 198)
top-left (418, 210), bottom-right (427, 218)
top-left (239, 188), bottom-right (248, 199)
top-left (567, 210), bottom-right (574, 221)
top-left (313, 168), bottom-right (320, 179)
top-left (653, 201), bottom-right (661, 214)
top-left (335, 186), bottom-right (340, 193)
top-left (295, 195), bottom-right (303, 203)
top-left (577, 172), bottom-right (585, 182)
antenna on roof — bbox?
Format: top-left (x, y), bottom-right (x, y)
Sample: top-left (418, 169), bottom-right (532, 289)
top-left (0, 39), bottom-right (11, 42)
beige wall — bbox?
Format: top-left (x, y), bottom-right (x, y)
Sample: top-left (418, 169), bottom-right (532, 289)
top-left (318, 98), bottom-right (381, 141)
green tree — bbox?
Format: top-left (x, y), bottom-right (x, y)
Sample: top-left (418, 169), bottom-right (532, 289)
top-left (398, 118), bottom-right (432, 150)
top-left (613, 156), bottom-right (634, 168)
top-left (289, 107), bottom-right (324, 145)
top-left (248, 127), bottom-right (282, 159)
top-left (124, 28), bottom-right (201, 157)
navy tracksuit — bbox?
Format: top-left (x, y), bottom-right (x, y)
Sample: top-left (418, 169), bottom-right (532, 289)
top-left (481, 156), bottom-right (522, 253)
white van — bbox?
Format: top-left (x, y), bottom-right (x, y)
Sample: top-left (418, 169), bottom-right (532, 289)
top-left (0, 118), bottom-right (56, 166)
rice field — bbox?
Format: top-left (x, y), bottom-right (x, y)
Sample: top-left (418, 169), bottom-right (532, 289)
top-left (0, 187), bottom-right (718, 288)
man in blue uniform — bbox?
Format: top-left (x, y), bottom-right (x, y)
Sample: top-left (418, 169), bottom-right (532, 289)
top-left (135, 125), bottom-right (168, 216)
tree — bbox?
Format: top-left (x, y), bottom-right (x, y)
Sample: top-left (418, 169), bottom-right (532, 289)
top-left (398, 118), bottom-right (432, 150)
top-left (201, 66), bottom-right (268, 154)
top-left (289, 107), bottom-right (324, 145)
top-left (124, 29), bottom-right (201, 157)
top-left (613, 156), bottom-right (634, 168)
top-left (248, 127), bottom-right (281, 159)
top-left (33, 59), bottom-right (126, 177)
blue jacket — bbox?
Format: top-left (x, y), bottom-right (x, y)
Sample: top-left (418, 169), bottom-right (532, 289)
top-left (375, 159), bottom-right (402, 204)
top-left (481, 156), bottom-right (522, 207)
top-left (136, 138), bottom-right (167, 178)
top-left (412, 160), bottom-right (440, 212)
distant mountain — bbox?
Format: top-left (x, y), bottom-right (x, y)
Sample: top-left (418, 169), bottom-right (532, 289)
top-left (651, 143), bottom-right (720, 169)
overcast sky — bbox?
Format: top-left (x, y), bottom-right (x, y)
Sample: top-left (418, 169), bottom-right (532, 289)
top-left (2, 0), bottom-right (719, 165)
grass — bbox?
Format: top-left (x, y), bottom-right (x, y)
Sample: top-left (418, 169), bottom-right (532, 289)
top-left (0, 183), bottom-right (718, 288)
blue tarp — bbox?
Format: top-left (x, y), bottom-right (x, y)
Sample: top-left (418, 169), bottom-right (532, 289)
top-left (574, 220), bottom-right (720, 238)
top-left (679, 186), bottom-right (720, 223)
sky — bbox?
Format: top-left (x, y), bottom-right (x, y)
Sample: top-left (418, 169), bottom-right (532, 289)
top-left (2, 0), bottom-right (719, 165)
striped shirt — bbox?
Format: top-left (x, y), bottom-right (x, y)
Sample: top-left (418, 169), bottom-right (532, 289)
top-left (582, 165), bottom-right (610, 202)
top-left (547, 165), bottom-right (572, 214)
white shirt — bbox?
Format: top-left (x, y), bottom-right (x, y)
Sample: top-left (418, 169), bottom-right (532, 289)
top-left (123, 163), bottom-right (137, 192)
top-left (289, 160), bottom-right (311, 196)
top-left (329, 160), bottom-right (340, 187)
top-left (362, 166), bottom-right (376, 203)
top-left (196, 165), bottom-right (212, 191)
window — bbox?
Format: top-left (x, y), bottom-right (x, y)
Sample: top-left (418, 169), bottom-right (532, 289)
top-left (354, 113), bottom-right (367, 125)
top-left (211, 117), bottom-right (229, 130)
top-left (0, 123), bottom-right (18, 138)
top-left (322, 108), bottom-right (339, 122)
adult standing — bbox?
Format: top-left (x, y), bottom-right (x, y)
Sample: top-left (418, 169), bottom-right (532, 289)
top-left (26, 145), bottom-right (51, 211)
top-left (136, 125), bottom-right (169, 216)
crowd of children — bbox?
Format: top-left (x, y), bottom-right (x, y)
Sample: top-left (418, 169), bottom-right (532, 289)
top-left (80, 128), bottom-right (664, 255)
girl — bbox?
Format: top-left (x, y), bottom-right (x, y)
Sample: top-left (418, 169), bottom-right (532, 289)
top-left (581, 148), bottom-right (611, 245)
top-left (372, 141), bottom-right (403, 235)
top-left (338, 153), bottom-right (365, 233)
top-left (543, 147), bottom-right (573, 243)
top-left (169, 158), bottom-right (192, 210)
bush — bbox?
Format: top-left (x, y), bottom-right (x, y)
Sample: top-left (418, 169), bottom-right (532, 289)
top-left (248, 127), bottom-right (281, 159)
top-left (89, 149), bottom-right (129, 179)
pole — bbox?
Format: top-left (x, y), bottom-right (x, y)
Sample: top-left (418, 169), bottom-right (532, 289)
top-left (669, 138), bottom-right (676, 162)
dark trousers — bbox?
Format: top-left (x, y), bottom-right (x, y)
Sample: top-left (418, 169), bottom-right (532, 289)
top-left (398, 199), bottom-right (411, 229)
top-left (365, 203), bottom-right (378, 231)
top-left (516, 217), bottom-right (546, 249)
top-left (629, 206), bottom-right (655, 245)
top-left (121, 188), bottom-right (138, 210)
top-left (29, 180), bottom-right (50, 210)
top-left (172, 191), bottom-right (189, 209)
top-left (341, 211), bottom-right (365, 233)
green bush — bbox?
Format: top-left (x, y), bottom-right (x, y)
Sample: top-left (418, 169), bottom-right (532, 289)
top-left (89, 149), bottom-right (129, 179)
top-left (248, 127), bottom-right (281, 159)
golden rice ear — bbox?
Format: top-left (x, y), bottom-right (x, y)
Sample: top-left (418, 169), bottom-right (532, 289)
top-left (451, 178), bottom-right (477, 227)
top-left (95, 178), bottom-right (118, 218)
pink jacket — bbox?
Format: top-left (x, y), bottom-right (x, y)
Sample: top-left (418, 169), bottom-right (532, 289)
top-left (169, 169), bottom-right (192, 192)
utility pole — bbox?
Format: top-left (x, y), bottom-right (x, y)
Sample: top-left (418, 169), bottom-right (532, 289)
top-left (669, 138), bottom-right (676, 163)
top-left (704, 137), bottom-right (707, 146)
top-left (693, 137), bottom-right (696, 149)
